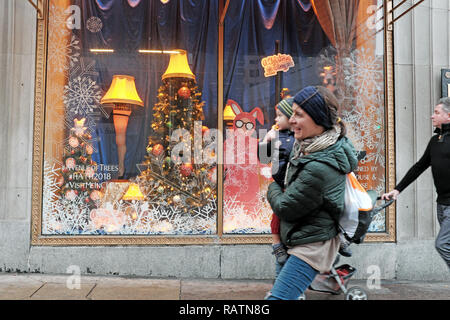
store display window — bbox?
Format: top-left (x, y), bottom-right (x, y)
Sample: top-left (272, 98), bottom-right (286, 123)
top-left (32, 0), bottom-right (395, 244)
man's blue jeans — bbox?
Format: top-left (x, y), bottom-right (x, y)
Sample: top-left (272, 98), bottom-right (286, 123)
top-left (436, 204), bottom-right (450, 269)
top-left (266, 255), bottom-right (318, 300)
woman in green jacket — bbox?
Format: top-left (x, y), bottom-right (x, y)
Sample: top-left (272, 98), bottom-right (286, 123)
top-left (265, 86), bottom-right (358, 300)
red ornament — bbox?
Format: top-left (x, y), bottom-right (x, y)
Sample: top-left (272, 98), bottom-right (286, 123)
top-left (180, 163), bottom-right (193, 177)
top-left (152, 144), bottom-right (164, 157)
top-left (177, 86), bottom-right (191, 99)
top-left (202, 126), bottom-right (209, 134)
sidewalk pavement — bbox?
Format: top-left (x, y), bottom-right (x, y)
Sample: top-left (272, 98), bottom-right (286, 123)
top-left (0, 273), bottom-right (449, 300)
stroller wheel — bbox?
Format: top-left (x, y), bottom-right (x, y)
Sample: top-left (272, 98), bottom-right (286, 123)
top-left (345, 286), bottom-right (368, 300)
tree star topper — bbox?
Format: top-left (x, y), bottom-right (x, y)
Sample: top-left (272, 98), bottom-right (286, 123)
top-left (72, 118), bottom-right (87, 136)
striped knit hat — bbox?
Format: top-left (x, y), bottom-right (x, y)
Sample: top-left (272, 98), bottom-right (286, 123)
top-left (276, 97), bottom-right (294, 119)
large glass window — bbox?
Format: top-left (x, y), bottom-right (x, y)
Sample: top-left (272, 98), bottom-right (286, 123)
top-left (43, 0), bottom-right (218, 235)
top-left (221, 0), bottom-right (387, 234)
top-left (35, 0), bottom-right (392, 242)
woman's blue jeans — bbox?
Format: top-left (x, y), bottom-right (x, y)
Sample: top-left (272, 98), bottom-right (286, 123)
top-left (266, 255), bottom-right (318, 300)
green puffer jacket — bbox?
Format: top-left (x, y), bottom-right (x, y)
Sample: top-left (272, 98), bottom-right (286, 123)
top-left (267, 136), bottom-right (358, 246)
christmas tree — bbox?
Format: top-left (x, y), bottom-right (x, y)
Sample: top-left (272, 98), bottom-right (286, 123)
top-left (137, 50), bottom-right (217, 211)
top-left (58, 118), bottom-right (102, 209)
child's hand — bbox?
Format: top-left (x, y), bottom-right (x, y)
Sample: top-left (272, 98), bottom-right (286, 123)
top-left (263, 129), bottom-right (277, 143)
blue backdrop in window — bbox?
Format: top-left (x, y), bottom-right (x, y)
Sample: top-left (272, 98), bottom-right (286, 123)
top-left (66, 0), bottom-right (327, 179)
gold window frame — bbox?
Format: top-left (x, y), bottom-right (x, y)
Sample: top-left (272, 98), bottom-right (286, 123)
top-left (30, 0), bottom-right (396, 246)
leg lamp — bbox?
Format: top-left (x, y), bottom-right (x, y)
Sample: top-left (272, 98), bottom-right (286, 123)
top-left (101, 75), bottom-right (144, 179)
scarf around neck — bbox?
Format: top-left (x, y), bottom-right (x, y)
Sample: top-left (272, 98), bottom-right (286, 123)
top-left (284, 125), bottom-right (341, 186)
top-left (292, 125), bottom-right (341, 159)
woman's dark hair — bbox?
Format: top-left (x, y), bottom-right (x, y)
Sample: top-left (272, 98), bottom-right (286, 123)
top-left (315, 86), bottom-right (346, 138)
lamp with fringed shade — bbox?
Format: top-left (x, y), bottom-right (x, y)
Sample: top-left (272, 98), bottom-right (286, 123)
top-left (223, 100), bottom-right (236, 128)
top-left (101, 75), bottom-right (144, 179)
top-left (162, 49), bottom-right (196, 81)
top-left (122, 183), bottom-right (145, 201)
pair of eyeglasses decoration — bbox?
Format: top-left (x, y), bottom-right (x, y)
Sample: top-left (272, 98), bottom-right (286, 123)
top-left (235, 120), bottom-right (255, 130)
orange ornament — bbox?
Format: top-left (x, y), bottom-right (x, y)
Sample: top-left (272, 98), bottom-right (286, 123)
top-left (152, 144), bottom-right (164, 156)
top-left (180, 163), bottom-right (193, 177)
top-left (177, 86), bottom-right (191, 99)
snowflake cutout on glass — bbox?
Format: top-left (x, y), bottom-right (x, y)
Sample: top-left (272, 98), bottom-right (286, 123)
top-left (63, 76), bottom-right (102, 116)
top-left (48, 34), bottom-right (80, 74)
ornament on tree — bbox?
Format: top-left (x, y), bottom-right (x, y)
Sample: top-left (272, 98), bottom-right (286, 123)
top-left (177, 86), bottom-right (191, 99)
top-left (65, 158), bottom-right (76, 170)
top-left (85, 144), bottom-right (94, 155)
top-left (164, 156), bottom-right (172, 166)
top-left (180, 163), bottom-right (193, 177)
top-left (69, 136), bottom-right (79, 148)
top-left (152, 144), bottom-right (164, 157)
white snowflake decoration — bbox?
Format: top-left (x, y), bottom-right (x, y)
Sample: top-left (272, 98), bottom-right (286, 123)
top-left (64, 76), bottom-right (102, 116)
top-left (42, 160), bottom-right (62, 234)
top-left (48, 34), bottom-right (80, 74)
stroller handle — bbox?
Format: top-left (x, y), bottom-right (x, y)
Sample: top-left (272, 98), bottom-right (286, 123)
top-left (372, 198), bottom-right (395, 214)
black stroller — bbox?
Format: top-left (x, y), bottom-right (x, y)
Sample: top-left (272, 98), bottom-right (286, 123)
top-left (300, 194), bottom-right (394, 300)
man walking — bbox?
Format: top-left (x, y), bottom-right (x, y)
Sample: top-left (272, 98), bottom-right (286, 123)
top-left (382, 98), bottom-right (450, 269)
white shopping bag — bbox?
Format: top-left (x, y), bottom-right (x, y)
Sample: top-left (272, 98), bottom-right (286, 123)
top-left (339, 172), bottom-right (373, 238)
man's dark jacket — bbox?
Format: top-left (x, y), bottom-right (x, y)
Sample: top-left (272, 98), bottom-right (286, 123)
top-left (395, 123), bottom-right (450, 205)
